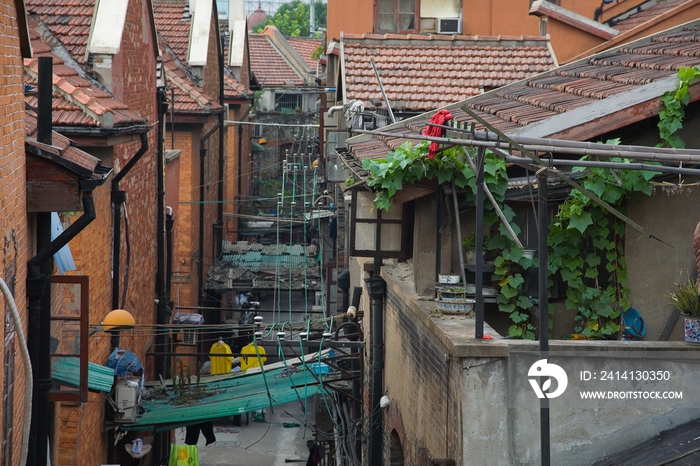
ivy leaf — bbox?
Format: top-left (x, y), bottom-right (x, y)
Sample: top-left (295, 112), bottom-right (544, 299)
top-left (568, 211), bottom-right (593, 233)
top-left (500, 303), bottom-right (515, 314)
top-left (508, 325), bottom-right (523, 337)
top-left (517, 295), bottom-right (534, 309)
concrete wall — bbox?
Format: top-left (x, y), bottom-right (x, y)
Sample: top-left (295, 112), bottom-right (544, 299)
top-left (626, 181), bottom-right (700, 341)
top-left (379, 263), bottom-right (700, 466)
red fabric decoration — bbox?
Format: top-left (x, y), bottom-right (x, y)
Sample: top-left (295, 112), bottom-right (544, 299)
top-left (423, 109), bottom-right (454, 159)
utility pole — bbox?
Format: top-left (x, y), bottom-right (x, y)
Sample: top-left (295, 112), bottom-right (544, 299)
top-left (310, 0), bottom-right (315, 37)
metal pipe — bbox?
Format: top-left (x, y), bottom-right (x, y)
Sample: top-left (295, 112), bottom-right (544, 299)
top-left (369, 58), bottom-right (396, 124)
top-left (538, 170), bottom-right (550, 466)
top-left (28, 194), bottom-right (97, 466)
top-left (504, 156), bottom-right (700, 176)
top-left (198, 146), bottom-right (206, 307)
top-left (37, 57), bottom-right (52, 145)
top-left (475, 147), bottom-right (485, 339)
top-left (367, 276), bottom-right (385, 466)
top-left (352, 129), bottom-right (700, 163)
top-left (217, 38), bottom-right (225, 256)
top-left (450, 180), bottom-right (468, 292)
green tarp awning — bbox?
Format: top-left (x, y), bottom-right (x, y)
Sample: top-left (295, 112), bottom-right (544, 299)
top-left (120, 364), bottom-right (326, 432)
top-left (52, 358), bottom-right (115, 393)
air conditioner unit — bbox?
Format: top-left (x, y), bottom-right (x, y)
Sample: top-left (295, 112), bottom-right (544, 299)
top-left (437, 18), bottom-right (461, 34)
top-left (114, 380), bottom-right (140, 423)
top-left (182, 327), bottom-right (198, 346)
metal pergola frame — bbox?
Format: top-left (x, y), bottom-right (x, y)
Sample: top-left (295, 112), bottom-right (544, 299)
top-left (348, 112), bottom-right (700, 466)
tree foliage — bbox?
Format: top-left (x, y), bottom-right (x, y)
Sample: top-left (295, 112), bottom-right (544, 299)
top-left (254, 0), bottom-right (327, 37)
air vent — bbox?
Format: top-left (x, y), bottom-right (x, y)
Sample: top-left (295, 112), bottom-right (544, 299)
top-left (437, 18), bottom-right (461, 34)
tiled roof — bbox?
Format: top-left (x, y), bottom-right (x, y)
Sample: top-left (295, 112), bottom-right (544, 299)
top-left (224, 73), bottom-right (249, 99)
top-left (153, 1), bottom-right (191, 62)
top-left (345, 22), bottom-right (700, 163)
top-left (25, 111), bottom-right (101, 176)
top-left (25, 25), bottom-right (146, 128)
top-left (249, 34), bottom-right (304, 87)
top-left (341, 34), bottom-right (555, 112)
top-left (609, 0), bottom-right (689, 32)
top-left (160, 38), bottom-right (223, 114)
top-left (25, 0), bottom-right (96, 65)
top-left (286, 36), bottom-right (322, 69)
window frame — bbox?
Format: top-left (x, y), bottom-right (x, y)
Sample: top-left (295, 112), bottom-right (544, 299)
top-left (49, 275), bottom-right (89, 403)
top-left (374, 0), bottom-right (420, 34)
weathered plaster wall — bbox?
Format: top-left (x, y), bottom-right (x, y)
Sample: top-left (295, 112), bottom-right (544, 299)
top-left (380, 264), bottom-right (700, 466)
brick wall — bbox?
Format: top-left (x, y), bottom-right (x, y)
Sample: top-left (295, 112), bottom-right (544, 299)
top-left (50, 0), bottom-right (160, 464)
top-left (0, 2), bottom-right (28, 465)
top-left (381, 289), bottom-right (463, 465)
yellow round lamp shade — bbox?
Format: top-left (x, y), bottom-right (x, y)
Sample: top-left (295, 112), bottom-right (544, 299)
top-left (103, 309), bottom-right (135, 332)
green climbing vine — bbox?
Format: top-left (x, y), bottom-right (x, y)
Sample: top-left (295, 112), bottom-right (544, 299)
top-left (359, 138), bottom-right (658, 339)
top-left (658, 66), bottom-right (699, 148)
top-left (548, 143), bottom-right (660, 339)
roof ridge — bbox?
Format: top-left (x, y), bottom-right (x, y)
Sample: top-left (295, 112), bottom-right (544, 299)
top-left (342, 32), bottom-right (551, 44)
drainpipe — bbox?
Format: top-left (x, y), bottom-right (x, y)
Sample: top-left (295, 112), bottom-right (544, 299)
top-left (198, 144), bottom-right (206, 307)
top-left (198, 122), bottom-right (224, 307)
top-left (28, 193), bottom-right (97, 466)
top-left (366, 272), bottom-right (386, 466)
top-left (156, 88), bottom-right (170, 376)
top-left (216, 36), bottom-right (225, 257)
top-left (112, 132), bottom-right (149, 349)
top-left (27, 56), bottom-right (100, 466)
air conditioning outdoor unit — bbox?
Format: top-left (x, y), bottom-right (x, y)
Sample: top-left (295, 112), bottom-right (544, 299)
top-left (437, 18), bottom-right (461, 34)
top-left (114, 380), bottom-right (140, 423)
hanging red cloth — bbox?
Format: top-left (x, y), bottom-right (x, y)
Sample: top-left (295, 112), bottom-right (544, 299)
top-left (423, 109), bottom-right (454, 159)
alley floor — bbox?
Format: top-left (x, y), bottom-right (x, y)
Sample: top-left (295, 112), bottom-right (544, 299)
top-left (173, 401), bottom-right (317, 465)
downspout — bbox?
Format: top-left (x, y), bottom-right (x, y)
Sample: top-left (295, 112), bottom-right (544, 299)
top-left (198, 122), bottom-right (224, 307)
top-left (112, 132), bottom-right (149, 349)
top-left (198, 144), bottom-right (206, 307)
top-left (216, 35), bottom-right (225, 257)
top-left (155, 87), bottom-right (172, 464)
top-left (28, 193), bottom-right (97, 466)
top-left (366, 270), bottom-right (386, 466)
top-left (27, 56), bottom-right (100, 466)
top-left (155, 88), bottom-right (170, 377)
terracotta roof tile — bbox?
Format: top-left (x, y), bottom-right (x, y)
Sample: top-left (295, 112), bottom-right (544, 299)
top-left (159, 38), bottom-right (223, 114)
top-left (249, 34), bottom-right (304, 87)
top-left (341, 35), bottom-right (555, 112)
top-left (25, 0), bottom-right (96, 64)
top-left (24, 22), bottom-right (146, 129)
top-left (346, 22), bottom-right (700, 164)
top-left (286, 36), bottom-right (322, 69)
top-left (153, 2), bottom-right (191, 62)
top-left (611, 0), bottom-right (688, 32)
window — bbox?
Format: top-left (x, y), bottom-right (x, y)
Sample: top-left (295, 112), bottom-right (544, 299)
top-left (49, 275), bottom-right (89, 402)
top-left (275, 92), bottom-right (303, 113)
top-left (376, 0), bottom-right (418, 33)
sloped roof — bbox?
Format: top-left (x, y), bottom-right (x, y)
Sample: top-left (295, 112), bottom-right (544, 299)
top-left (153, 1), bottom-right (191, 62)
top-left (286, 36), bottom-right (322, 69)
top-left (25, 0), bottom-right (96, 64)
top-left (249, 34), bottom-right (305, 87)
top-left (345, 21), bottom-right (700, 164)
top-left (161, 42), bottom-right (223, 114)
top-left (25, 25), bottom-right (147, 128)
top-left (25, 111), bottom-right (101, 176)
top-left (609, 0), bottom-right (691, 32)
top-left (341, 33), bottom-right (556, 112)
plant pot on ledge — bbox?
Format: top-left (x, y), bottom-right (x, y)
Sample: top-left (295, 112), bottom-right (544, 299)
top-left (667, 278), bottom-right (700, 344)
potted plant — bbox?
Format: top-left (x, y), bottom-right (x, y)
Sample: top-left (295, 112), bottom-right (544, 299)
top-left (667, 278), bottom-right (700, 344)
top-left (462, 233), bottom-right (479, 264)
